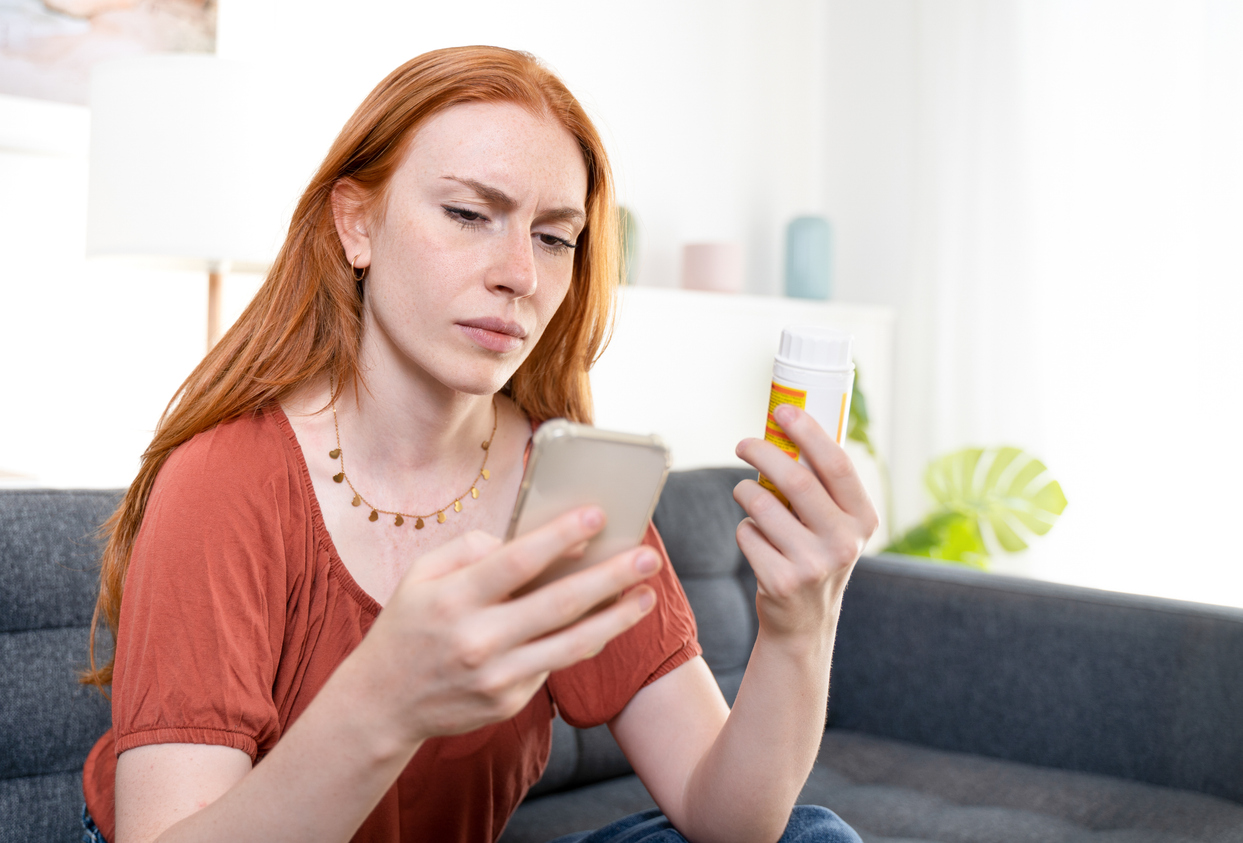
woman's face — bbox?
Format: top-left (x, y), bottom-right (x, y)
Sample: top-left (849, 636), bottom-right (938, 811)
top-left (343, 101), bottom-right (589, 397)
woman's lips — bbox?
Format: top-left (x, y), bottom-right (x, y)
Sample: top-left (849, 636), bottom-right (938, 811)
top-left (457, 319), bottom-right (526, 353)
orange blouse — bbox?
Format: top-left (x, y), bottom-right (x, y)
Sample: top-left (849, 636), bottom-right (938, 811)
top-left (83, 405), bottom-right (700, 842)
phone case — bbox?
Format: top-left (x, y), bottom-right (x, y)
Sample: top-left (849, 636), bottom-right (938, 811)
top-left (506, 420), bottom-right (671, 592)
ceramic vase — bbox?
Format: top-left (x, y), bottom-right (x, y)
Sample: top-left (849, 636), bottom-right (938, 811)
top-left (784, 216), bottom-right (832, 299)
top-left (681, 242), bottom-right (744, 293)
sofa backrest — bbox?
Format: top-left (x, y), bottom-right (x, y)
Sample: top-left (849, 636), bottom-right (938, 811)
top-left (831, 554), bottom-right (1243, 805)
top-left (0, 489), bottom-right (118, 843)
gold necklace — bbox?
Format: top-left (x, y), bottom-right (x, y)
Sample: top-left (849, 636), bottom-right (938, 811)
top-left (329, 397), bottom-right (498, 528)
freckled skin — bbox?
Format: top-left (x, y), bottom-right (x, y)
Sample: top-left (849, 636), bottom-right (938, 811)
top-left (355, 101), bottom-right (589, 400)
top-left (316, 101), bottom-right (592, 600)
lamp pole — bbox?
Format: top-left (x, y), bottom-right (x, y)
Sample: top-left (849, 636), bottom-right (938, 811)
top-left (207, 261), bottom-right (227, 351)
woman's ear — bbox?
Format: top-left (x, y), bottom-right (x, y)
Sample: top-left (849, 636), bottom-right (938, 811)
top-left (331, 180), bottom-right (372, 270)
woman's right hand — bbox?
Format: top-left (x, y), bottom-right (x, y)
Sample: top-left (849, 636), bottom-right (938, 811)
top-left (354, 506), bottom-right (662, 744)
top-left (116, 509), bottom-right (656, 843)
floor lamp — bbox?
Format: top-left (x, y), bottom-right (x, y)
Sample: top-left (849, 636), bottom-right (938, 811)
top-left (86, 55), bottom-right (277, 352)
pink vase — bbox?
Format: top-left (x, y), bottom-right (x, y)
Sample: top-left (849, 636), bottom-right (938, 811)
top-left (681, 243), bottom-right (744, 293)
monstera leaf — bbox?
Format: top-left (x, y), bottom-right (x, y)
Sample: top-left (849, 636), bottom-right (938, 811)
top-left (884, 509), bottom-right (990, 568)
top-left (884, 446), bottom-right (1067, 567)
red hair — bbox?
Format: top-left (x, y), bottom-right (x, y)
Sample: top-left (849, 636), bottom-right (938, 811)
top-left (84, 46), bottom-right (619, 692)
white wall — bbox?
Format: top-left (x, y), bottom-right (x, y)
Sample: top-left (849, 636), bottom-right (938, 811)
top-left (7, 0), bottom-right (1237, 608)
top-left (0, 96), bottom-right (211, 486)
top-left (0, 0), bottom-right (838, 487)
top-left (820, 0), bottom-right (917, 313)
top-left (215, 0), bottom-right (830, 294)
top-left (1020, 0), bottom-right (1243, 604)
top-left (812, 0), bottom-right (1243, 608)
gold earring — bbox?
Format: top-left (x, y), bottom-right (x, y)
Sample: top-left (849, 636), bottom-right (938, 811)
top-left (351, 254), bottom-right (368, 282)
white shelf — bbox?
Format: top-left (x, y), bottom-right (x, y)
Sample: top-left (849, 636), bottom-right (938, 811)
top-left (590, 286), bottom-right (895, 520)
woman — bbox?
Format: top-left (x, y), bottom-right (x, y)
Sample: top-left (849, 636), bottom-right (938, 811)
top-left (82, 46), bottom-right (877, 843)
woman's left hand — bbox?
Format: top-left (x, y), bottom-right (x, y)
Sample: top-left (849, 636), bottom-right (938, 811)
top-left (733, 403), bottom-right (880, 644)
top-left (610, 404), bottom-right (879, 841)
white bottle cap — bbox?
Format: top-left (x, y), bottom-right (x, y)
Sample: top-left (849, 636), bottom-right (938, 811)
top-left (775, 325), bottom-right (854, 372)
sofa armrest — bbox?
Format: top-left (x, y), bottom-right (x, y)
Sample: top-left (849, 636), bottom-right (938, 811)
top-left (830, 554), bottom-right (1243, 804)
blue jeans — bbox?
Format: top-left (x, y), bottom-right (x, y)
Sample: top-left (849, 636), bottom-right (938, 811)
top-left (548, 806), bottom-right (862, 843)
top-left (81, 804), bottom-right (108, 843)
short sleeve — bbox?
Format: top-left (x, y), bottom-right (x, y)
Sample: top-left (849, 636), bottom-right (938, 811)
top-left (111, 417), bottom-right (295, 761)
top-left (546, 523), bottom-right (701, 728)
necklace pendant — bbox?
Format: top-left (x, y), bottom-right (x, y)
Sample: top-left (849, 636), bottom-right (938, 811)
top-left (329, 392), bottom-right (497, 535)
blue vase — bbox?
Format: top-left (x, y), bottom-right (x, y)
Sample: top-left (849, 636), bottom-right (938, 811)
top-left (784, 216), bottom-right (832, 300)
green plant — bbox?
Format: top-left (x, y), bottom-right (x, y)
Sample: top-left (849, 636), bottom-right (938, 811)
top-left (883, 446), bottom-right (1068, 568)
top-left (844, 368), bottom-right (874, 455)
top-left (618, 205), bottom-right (638, 285)
top-left (844, 367), bottom-right (893, 531)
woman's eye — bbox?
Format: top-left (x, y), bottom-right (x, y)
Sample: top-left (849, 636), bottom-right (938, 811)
top-left (538, 232), bottom-right (576, 254)
top-left (443, 206), bottom-right (486, 227)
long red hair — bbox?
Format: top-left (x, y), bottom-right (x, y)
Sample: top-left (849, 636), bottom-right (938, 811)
top-left (84, 46), bottom-right (619, 692)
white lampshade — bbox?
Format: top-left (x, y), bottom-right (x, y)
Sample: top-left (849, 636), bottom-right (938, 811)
top-left (86, 55), bottom-right (285, 273)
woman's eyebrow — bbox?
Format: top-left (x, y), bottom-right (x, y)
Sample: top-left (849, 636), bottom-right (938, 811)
top-left (539, 207), bottom-right (587, 227)
top-left (443, 176), bottom-right (518, 211)
top-left (441, 176), bottom-right (585, 226)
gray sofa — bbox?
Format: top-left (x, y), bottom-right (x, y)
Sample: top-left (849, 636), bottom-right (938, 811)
top-left (3, 469), bottom-right (1242, 843)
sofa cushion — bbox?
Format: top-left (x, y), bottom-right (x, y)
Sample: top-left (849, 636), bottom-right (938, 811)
top-left (0, 489), bottom-right (118, 843)
top-left (0, 626), bottom-right (111, 780)
top-left (0, 770), bottom-right (91, 843)
top-left (651, 468), bottom-right (752, 580)
top-left (652, 466), bottom-right (757, 707)
top-left (502, 773), bottom-right (657, 843)
top-left (502, 729), bottom-right (1243, 843)
top-left (805, 729), bottom-right (1243, 843)
top-left (0, 489), bottom-right (119, 634)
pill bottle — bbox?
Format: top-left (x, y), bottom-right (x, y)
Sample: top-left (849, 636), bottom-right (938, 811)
top-left (758, 326), bottom-right (854, 505)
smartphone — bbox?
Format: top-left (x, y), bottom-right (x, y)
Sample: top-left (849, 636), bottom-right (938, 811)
top-left (505, 419), bottom-right (671, 595)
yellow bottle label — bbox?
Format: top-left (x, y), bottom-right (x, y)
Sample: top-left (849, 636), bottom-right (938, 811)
top-left (834, 391), bottom-right (849, 444)
top-left (758, 380), bottom-right (806, 506)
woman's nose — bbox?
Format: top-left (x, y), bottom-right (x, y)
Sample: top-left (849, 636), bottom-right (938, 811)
top-left (487, 228), bottom-right (538, 298)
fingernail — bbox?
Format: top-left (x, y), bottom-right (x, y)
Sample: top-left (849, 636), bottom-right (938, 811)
top-left (635, 549), bottom-right (660, 574)
top-left (774, 404), bottom-right (798, 426)
top-left (582, 507), bottom-right (604, 529)
top-left (637, 588), bottom-right (655, 611)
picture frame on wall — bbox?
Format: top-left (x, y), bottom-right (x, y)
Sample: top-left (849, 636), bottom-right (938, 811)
top-left (0, 0), bottom-right (217, 106)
